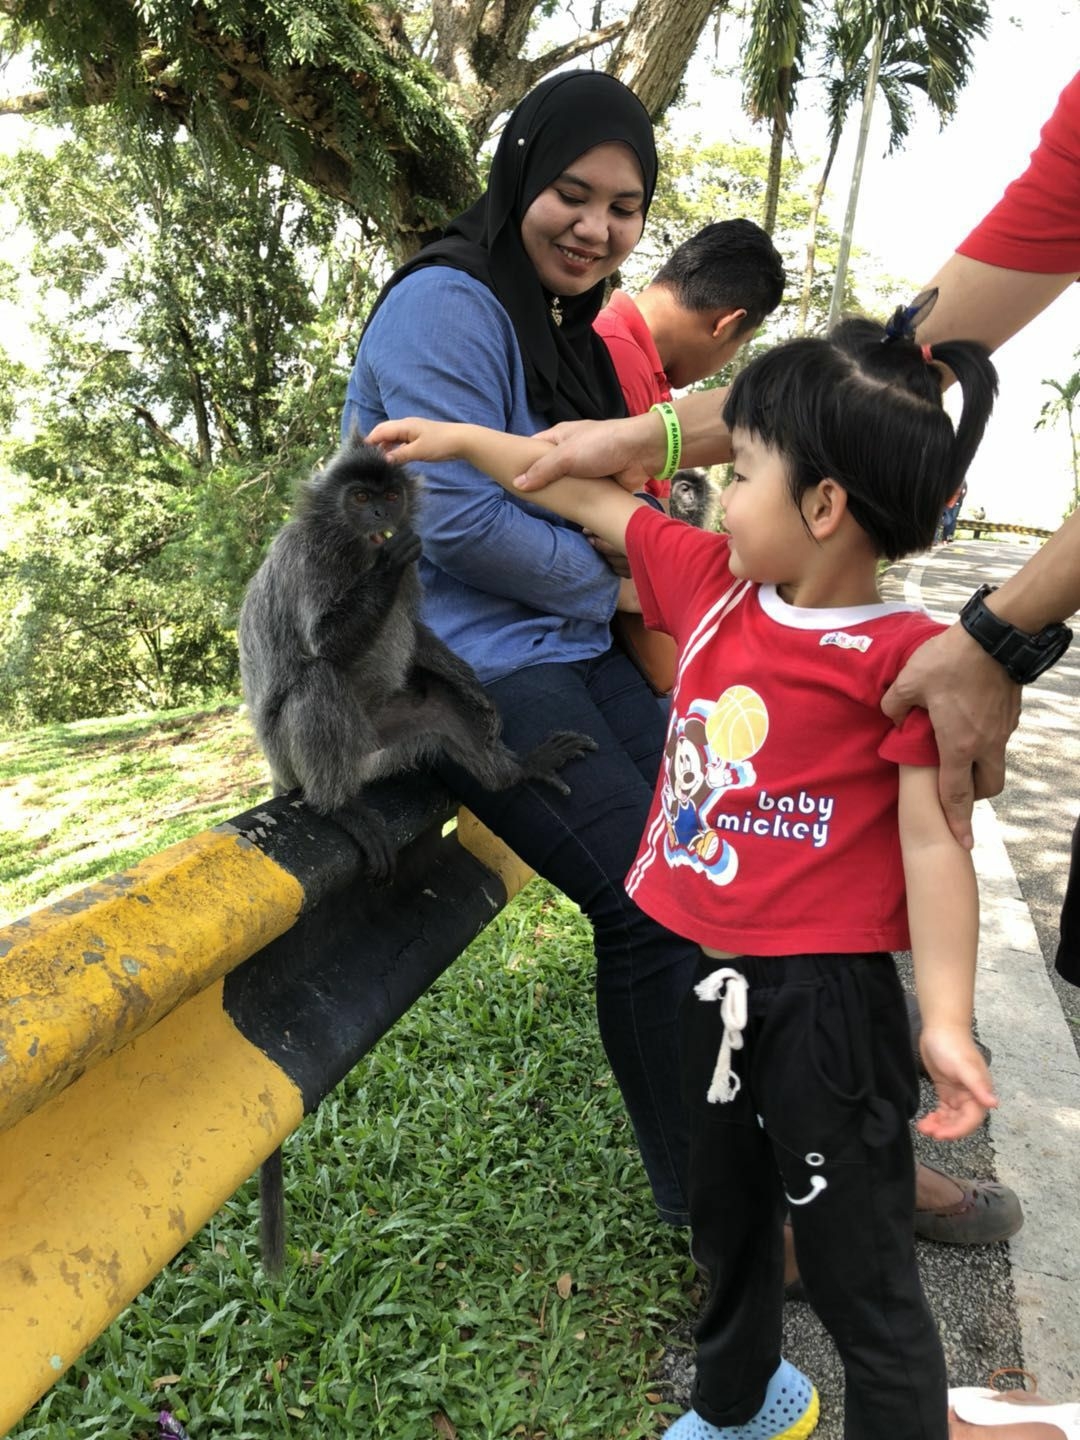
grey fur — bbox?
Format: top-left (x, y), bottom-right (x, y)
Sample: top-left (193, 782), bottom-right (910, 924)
top-left (668, 468), bottom-right (720, 530)
top-left (239, 437), bottom-right (597, 1276)
top-left (238, 436), bottom-right (596, 880)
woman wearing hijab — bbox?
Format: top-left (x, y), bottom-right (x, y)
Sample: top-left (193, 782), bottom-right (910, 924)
top-left (342, 69), bottom-right (698, 1226)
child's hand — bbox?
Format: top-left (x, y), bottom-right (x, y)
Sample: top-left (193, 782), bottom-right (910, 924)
top-left (916, 1024), bottom-right (998, 1140)
top-left (366, 417), bottom-right (463, 465)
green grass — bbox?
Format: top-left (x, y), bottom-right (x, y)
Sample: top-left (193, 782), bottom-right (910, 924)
top-left (2, 711), bottom-right (694, 1439)
top-left (0, 703), bottom-right (269, 922)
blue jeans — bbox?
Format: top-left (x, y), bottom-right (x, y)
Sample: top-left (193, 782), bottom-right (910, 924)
top-left (438, 647), bottom-right (697, 1223)
top-left (940, 502), bottom-right (961, 541)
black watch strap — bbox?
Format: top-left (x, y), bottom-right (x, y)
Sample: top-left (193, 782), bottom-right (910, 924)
top-left (959, 584), bottom-right (1073, 685)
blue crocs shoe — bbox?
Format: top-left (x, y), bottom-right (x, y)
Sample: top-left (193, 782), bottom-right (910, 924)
top-left (664, 1359), bottom-right (819, 1439)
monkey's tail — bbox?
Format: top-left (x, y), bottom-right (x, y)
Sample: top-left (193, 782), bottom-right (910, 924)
top-left (260, 1146), bottom-right (286, 1277)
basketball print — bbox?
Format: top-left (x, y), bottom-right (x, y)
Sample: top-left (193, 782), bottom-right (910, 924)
top-left (705, 685), bottom-right (769, 762)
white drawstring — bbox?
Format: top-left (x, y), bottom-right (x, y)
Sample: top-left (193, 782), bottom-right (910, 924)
top-left (694, 967), bottom-right (749, 1104)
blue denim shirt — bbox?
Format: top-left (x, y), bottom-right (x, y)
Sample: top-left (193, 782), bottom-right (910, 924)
top-left (342, 268), bottom-right (620, 683)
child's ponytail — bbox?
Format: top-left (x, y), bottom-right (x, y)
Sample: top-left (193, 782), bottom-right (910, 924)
top-left (879, 289), bottom-right (998, 503)
top-left (918, 338), bottom-right (998, 494)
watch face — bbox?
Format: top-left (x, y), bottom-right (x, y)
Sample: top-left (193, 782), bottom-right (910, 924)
top-left (1024, 625), bottom-right (1073, 682)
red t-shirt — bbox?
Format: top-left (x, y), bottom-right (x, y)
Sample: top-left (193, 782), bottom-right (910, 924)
top-left (623, 507), bottom-right (944, 956)
top-left (958, 70), bottom-right (1080, 273)
top-left (594, 290), bottom-right (672, 499)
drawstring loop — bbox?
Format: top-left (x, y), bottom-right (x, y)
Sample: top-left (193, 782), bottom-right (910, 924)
top-left (695, 967), bottom-right (749, 1103)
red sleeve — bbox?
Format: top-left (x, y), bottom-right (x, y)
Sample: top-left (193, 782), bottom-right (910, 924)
top-left (877, 617), bottom-right (947, 767)
top-left (878, 707), bottom-right (939, 768)
top-left (958, 71), bottom-right (1080, 273)
top-left (625, 505), bottom-right (732, 637)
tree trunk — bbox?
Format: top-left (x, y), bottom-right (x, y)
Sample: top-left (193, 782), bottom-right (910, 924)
top-left (761, 64), bottom-right (792, 236)
top-left (610, 0), bottom-right (729, 119)
top-left (826, 21), bottom-right (882, 331)
top-left (796, 133), bottom-right (839, 335)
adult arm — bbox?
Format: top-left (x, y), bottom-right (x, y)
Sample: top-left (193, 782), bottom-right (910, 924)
top-left (348, 271), bottom-right (620, 623)
top-left (514, 387), bottom-right (733, 493)
top-left (883, 511), bottom-right (1080, 844)
top-left (890, 262), bottom-right (1080, 844)
top-left (898, 764), bottom-right (997, 1141)
top-left (888, 73), bottom-right (1080, 844)
top-left (917, 253), bottom-right (1078, 358)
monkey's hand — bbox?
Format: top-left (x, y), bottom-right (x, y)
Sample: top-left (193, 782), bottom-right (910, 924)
top-left (379, 524), bottom-right (422, 570)
top-left (519, 730), bottom-right (598, 796)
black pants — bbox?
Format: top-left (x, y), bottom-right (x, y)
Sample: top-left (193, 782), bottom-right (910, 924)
top-left (1055, 811), bottom-right (1080, 986)
top-left (683, 952), bottom-right (947, 1440)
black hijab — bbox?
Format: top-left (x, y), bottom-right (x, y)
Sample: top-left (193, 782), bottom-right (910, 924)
top-left (365, 70), bottom-right (658, 424)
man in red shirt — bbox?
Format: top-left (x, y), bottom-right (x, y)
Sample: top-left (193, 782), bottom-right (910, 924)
top-left (595, 220), bottom-right (784, 497)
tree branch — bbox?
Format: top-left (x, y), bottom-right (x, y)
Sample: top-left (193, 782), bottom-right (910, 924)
top-left (132, 405), bottom-right (189, 457)
top-left (0, 89), bottom-right (51, 114)
top-left (527, 23), bottom-right (628, 81)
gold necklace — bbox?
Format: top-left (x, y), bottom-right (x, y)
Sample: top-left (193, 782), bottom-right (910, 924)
top-left (550, 296), bottom-right (563, 327)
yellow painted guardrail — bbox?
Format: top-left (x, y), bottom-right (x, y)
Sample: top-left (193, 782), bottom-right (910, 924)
top-left (0, 787), bottom-right (531, 1435)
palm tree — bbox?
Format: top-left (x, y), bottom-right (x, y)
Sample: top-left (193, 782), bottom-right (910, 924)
top-left (741, 0), bottom-right (811, 235)
top-left (1038, 368), bottom-right (1080, 517)
top-left (823, 0), bottom-right (991, 329)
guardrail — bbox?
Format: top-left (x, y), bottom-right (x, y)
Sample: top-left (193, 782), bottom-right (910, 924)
top-left (0, 776), bottom-right (532, 1434)
top-left (955, 518), bottom-right (1056, 540)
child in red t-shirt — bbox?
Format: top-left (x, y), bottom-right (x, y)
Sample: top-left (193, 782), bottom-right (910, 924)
top-left (369, 299), bottom-right (999, 1440)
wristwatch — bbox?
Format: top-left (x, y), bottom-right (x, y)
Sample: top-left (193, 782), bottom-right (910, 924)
top-left (959, 584), bottom-right (1073, 684)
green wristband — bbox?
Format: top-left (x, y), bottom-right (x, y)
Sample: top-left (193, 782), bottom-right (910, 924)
top-left (650, 401), bottom-right (682, 482)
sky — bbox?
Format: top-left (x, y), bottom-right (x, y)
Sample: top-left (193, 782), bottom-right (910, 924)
top-left (1, 4), bottom-right (1078, 525)
top-left (673, 1), bottom-right (1080, 527)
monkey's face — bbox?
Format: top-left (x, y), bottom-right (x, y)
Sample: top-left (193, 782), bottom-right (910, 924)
top-left (669, 469), bottom-right (713, 529)
top-left (336, 473), bottom-right (410, 548)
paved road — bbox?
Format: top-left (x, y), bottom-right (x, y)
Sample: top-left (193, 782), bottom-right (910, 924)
top-left (662, 538), bottom-right (1080, 1434)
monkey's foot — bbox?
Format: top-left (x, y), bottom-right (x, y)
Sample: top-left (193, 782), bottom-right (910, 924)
top-left (329, 805), bottom-right (398, 883)
top-left (521, 730), bottom-right (599, 796)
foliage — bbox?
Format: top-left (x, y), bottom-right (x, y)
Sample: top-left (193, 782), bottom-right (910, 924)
top-left (0, 0), bottom-right (477, 246)
top-left (0, 112), bottom-right (372, 725)
top-left (0, 0), bottom-right (733, 254)
top-left (0, 5), bottom-right (922, 728)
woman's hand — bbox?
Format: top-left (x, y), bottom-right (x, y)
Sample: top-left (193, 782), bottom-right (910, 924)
top-left (882, 623), bottom-right (1021, 849)
top-left (366, 417), bottom-right (464, 465)
top-left (517, 414), bottom-right (662, 493)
